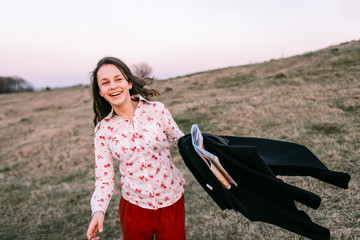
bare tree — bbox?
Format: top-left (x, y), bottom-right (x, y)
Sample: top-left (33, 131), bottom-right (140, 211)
top-left (0, 76), bottom-right (33, 94)
top-left (132, 62), bottom-right (153, 78)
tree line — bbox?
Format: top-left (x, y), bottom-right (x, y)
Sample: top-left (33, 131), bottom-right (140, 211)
top-left (0, 62), bottom-right (151, 94)
top-left (0, 76), bottom-right (34, 94)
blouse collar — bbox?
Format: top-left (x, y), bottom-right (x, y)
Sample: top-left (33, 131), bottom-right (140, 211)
top-left (104, 94), bottom-right (150, 120)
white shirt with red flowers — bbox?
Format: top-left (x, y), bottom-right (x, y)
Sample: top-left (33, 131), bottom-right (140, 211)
top-left (90, 95), bottom-right (185, 216)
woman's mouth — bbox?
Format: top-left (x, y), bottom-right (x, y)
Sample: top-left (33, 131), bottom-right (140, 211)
top-left (110, 92), bottom-right (122, 97)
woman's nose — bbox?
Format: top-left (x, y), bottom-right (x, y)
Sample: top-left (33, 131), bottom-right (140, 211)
top-left (110, 80), bottom-right (117, 89)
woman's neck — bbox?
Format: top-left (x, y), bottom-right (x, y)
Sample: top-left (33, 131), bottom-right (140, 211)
top-left (113, 99), bottom-right (138, 120)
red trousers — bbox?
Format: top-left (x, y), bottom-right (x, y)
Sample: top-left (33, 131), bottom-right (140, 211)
top-left (119, 195), bottom-right (186, 240)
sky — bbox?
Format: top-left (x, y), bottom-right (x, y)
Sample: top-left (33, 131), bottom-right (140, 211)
top-left (0, 0), bottom-right (359, 89)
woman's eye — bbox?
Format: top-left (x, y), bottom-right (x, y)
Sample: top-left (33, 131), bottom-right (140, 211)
top-left (102, 82), bottom-right (109, 85)
top-left (116, 78), bottom-right (122, 81)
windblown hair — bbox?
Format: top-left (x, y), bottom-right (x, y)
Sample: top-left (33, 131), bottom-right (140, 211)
top-left (90, 57), bottom-right (159, 126)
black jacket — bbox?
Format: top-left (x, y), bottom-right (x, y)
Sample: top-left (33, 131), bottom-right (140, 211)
top-left (178, 133), bottom-right (351, 240)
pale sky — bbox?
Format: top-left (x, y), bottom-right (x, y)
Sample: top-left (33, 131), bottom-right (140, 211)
top-left (0, 0), bottom-right (359, 88)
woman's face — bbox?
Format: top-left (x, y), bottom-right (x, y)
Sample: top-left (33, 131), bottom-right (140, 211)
top-left (97, 64), bottom-right (132, 109)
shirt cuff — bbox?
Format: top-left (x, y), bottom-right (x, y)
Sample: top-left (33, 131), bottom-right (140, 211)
top-left (91, 210), bottom-right (105, 218)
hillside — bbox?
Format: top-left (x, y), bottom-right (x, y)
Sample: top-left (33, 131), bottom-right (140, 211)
top-left (154, 39), bottom-right (360, 138)
top-left (0, 40), bottom-right (359, 239)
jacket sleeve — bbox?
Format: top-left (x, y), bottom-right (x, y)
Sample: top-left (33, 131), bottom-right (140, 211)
top-left (90, 123), bottom-right (115, 216)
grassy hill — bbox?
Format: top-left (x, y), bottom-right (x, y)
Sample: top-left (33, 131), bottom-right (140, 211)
top-left (1, 39), bottom-right (359, 239)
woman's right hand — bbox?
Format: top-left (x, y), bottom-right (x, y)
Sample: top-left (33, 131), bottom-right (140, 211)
top-left (86, 211), bottom-right (105, 240)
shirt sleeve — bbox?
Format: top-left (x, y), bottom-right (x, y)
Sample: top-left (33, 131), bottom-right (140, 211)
top-left (90, 123), bottom-right (115, 216)
top-left (161, 104), bottom-right (184, 146)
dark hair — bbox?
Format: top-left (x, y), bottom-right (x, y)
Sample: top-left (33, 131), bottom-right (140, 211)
top-left (90, 57), bottom-right (159, 126)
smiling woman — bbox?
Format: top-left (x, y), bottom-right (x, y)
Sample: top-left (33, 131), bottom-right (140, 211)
top-left (90, 57), bottom-right (159, 126)
top-left (87, 57), bottom-right (186, 240)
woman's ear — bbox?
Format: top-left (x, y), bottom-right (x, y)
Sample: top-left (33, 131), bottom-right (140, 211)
top-left (129, 81), bottom-right (132, 90)
top-left (99, 90), bottom-right (104, 97)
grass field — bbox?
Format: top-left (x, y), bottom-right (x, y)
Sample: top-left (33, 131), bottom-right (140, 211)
top-left (1, 40), bottom-right (359, 239)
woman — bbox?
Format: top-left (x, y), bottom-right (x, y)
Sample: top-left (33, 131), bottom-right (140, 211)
top-left (86, 57), bottom-right (186, 240)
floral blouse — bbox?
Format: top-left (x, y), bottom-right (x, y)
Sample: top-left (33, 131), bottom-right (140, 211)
top-left (90, 95), bottom-right (185, 215)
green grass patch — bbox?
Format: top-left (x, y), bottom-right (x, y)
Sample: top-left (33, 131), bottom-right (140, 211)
top-left (215, 73), bottom-right (255, 88)
top-left (175, 112), bottom-right (218, 135)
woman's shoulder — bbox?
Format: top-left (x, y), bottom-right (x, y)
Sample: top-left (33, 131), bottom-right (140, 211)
top-left (94, 121), bottom-right (104, 134)
top-left (94, 115), bottom-right (113, 133)
top-left (143, 99), bottom-right (167, 112)
top-left (138, 95), bottom-right (166, 109)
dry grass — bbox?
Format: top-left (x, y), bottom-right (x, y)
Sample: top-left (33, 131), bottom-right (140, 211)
top-left (1, 40), bottom-right (359, 239)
